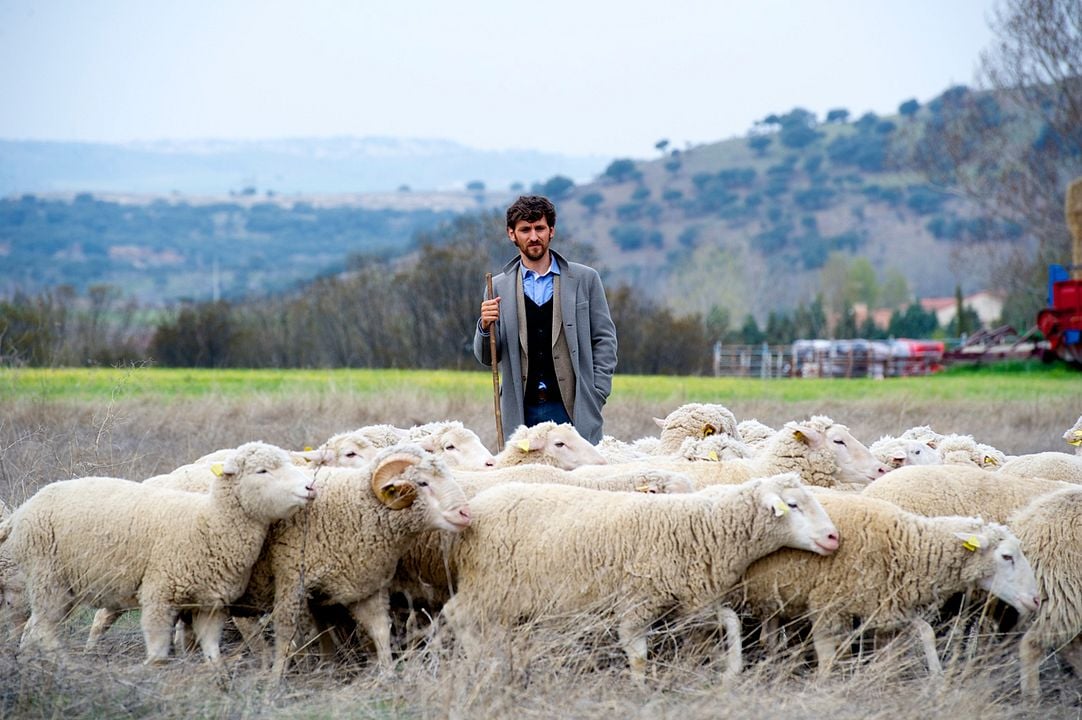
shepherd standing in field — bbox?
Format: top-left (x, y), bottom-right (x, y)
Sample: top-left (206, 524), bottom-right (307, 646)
top-left (474, 195), bottom-right (617, 445)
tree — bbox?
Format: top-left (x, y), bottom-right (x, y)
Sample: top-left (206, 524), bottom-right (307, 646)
top-left (578, 192), bottom-right (604, 214)
top-left (540, 175), bottom-right (575, 199)
top-left (888, 300), bottom-right (939, 338)
top-left (655, 139), bottom-right (670, 154)
top-left (747, 135), bottom-right (772, 156)
top-left (738, 314), bottom-right (764, 345)
top-left (912, 0), bottom-right (1082, 329)
top-left (898, 98), bottom-right (920, 118)
top-left (825, 108), bottom-right (850, 124)
top-left (880, 269), bottom-right (910, 308)
top-left (466, 180), bottom-right (485, 192)
top-left (603, 159), bottom-right (641, 183)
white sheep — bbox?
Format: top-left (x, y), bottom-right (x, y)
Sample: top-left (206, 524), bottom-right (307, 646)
top-left (0, 499), bottom-right (24, 642)
top-left (1010, 486), bottom-right (1082, 699)
top-left (930, 433), bottom-right (1006, 469)
top-left (441, 473), bottom-right (839, 679)
top-left (1064, 414), bottom-right (1082, 455)
top-left (569, 415), bottom-right (890, 490)
top-left (391, 466), bottom-right (697, 622)
top-left (195, 424), bottom-right (408, 468)
top-left (999, 452), bottom-right (1082, 484)
top-left (487, 422), bottom-right (607, 469)
top-left (596, 435), bottom-right (651, 463)
top-left (598, 403), bottom-right (744, 463)
top-left (0, 442), bottom-right (315, 663)
top-left (231, 444), bottom-right (472, 677)
top-left (651, 402), bottom-right (741, 454)
top-left (408, 420), bottom-right (494, 469)
top-left (145, 424), bottom-right (411, 493)
top-left (868, 435), bottom-right (941, 469)
top-left (676, 434), bottom-right (756, 462)
top-left (740, 491), bottom-right (1040, 676)
top-left (736, 418), bottom-right (777, 450)
top-left (899, 424), bottom-right (944, 447)
top-left (862, 465), bottom-right (1072, 524)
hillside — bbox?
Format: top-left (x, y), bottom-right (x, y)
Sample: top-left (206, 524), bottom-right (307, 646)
top-left (550, 97), bottom-right (1033, 323)
top-left (2, 86), bottom-right (1065, 318)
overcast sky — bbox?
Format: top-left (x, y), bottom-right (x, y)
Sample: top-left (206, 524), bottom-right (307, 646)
top-left (0, 0), bottom-right (998, 158)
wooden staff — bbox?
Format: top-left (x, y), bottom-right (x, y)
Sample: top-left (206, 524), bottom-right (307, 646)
top-left (486, 273), bottom-right (504, 451)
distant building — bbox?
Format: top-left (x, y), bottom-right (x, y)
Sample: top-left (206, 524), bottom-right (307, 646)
top-left (853, 290), bottom-right (1005, 332)
top-left (920, 290), bottom-right (1005, 329)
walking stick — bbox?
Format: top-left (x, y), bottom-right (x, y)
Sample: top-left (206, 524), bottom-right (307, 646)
top-left (486, 273), bottom-right (504, 452)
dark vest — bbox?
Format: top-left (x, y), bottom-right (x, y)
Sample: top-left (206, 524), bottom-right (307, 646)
top-left (523, 296), bottom-right (563, 406)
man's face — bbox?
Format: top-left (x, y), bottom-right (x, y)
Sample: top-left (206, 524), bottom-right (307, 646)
top-left (508, 217), bottom-right (553, 262)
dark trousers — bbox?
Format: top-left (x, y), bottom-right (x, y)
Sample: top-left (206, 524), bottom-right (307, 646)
top-left (524, 399), bottom-right (572, 427)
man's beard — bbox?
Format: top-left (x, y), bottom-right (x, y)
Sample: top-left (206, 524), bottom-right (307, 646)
top-left (523, 243), bottom-right (546, 260)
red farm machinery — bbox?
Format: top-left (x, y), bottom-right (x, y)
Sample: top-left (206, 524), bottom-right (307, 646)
top-left (1036, 177), bottom-right (1082, 366)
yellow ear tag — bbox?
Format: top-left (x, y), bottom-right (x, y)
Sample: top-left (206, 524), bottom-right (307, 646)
top-left (1069, 436), bottom-right (1082, 447)
top-left (773, 499), bottom-right (790, 517)
top-left (211, 463), bottom-right (224, 477)
top-left (962, 535), bottom-right (981, 552)
top-left (983, 456), bottom-right (998, 466)
top-left (707, 450), bottom-right (719, 462)
top-left (517, 440), bottom-right (531, 452)
top-left (634, 485), bottom-right (650, 493)
top-left (304, 446), bottom-right (313, 452)
top-left (702, 424), bottom-right (717, 438)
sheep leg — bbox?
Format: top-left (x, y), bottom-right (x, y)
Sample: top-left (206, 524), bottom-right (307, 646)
top-left (349, 589), bottom-right (393, 670)
top-left (1019, 628), bottom-right (1044, 701)
top-left (617, 614), bottom-right (651, 682)
top-left (718, 606), bottom-right (742, 677)
top-left (20, 611), bottom-right (65, 655)
top-left (140, 601), bottom-right (179, 664)
top-left (172, 613), bottom-right (199, 656)
top-left (759, 615), bottom-right (784, 655)
top-left (232, 615), bottom-right (270, 669)
top-left (270, 590), bottom-right (310, 679)
top-left (811, 622), bottom-right (840, 679)
top-left (86, 607), bottom-right (123, 650)
top-left (191, 608), bottom-right (227, 664)
top-left (1061, 636), bottom-right (1082, 677)
top-left (21, 576), bottom-right (71, 655)
top-left (912, 617), bottom-right (941, 674)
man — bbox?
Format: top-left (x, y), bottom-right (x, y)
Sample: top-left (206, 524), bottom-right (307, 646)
top-left (474, 195), bottom-right (617, 445)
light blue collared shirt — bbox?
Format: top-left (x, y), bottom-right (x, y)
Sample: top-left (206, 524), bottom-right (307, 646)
top-left (521, 257), bottom-right (560, 306)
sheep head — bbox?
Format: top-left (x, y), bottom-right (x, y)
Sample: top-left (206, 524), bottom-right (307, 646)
top-left (371, 453), bottom-right (421, 509)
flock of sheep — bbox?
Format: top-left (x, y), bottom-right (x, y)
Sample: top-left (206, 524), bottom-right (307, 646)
top-left (1, 405), bottom-right (1081, 702)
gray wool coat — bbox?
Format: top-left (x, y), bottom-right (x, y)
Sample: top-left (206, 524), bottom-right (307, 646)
top-left (473, 250), bottom-right (618, 445)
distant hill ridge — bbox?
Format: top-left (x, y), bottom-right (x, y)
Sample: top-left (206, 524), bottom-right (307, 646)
top-left (1, 85), bottom-right (1065, 323)
top-left (0, 136), bottom-right (609, 196)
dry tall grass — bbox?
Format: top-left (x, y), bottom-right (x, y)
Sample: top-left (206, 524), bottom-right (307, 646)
top-left (0, 390), bottom-right (1079, 718)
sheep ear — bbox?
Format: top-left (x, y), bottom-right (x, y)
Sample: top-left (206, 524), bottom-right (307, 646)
top-left (517, 434), bottom-right (545, 452)
top-left (762, 491), bottom-right (790, 517)
top-left (889, 451), bottom-right (906, 468)
top-left (221, 454), bottom-right (241, 477)
top-left (925, 439), bottom-right (939, 450)
top-left (371, 454), bottom-right (420, 509)
top-left (702, 423), bottom-right (717, 438)
top-left (414, 435), bottom-right (439, 453)
top-left (953, 531), bottom-right (983, 552)
top-left (790, 424), bottom-right (823, 447)
top-left (653, 417), bottom-right (666, 429)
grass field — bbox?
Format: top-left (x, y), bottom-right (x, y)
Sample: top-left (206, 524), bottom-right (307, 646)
top-left (0, 365), bottom-right (1079, 718)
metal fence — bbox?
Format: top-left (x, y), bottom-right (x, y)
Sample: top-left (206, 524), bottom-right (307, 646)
top-left (711, 340), bottom-right (946, 379)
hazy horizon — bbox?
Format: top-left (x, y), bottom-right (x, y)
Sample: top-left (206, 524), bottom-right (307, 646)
top-left (0, 0), bottom-right (997, 158)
